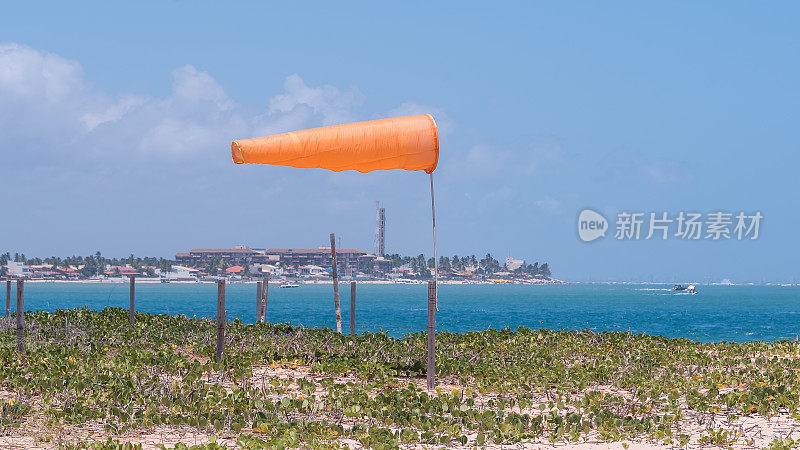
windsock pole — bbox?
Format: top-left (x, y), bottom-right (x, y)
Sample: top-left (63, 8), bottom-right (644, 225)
top-left (430, 173), bottom-right (438, 311)
top-left (428, 172), bottom-right (438, 390)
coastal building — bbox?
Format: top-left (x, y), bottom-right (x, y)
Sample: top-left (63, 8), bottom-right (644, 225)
top-left (53, 266), bottom-right (81, 279)
top-left (505, 257), bottom-right (525, 271)
top-left (249, 263), bottom-right (283, 277)
top-left (174, 245), bottom-right (275, 265)
top-left (357, 254), bottom-right (393, 274)
top-left (5, 261), bottom-right (31, 278)
top-left (267, 247), bottom-right (367, 275)
top-left (225, 266), bottom-right (245, 275)
top-left (164, 265), bottom-right (199, 281)
top-left (390, 266), bottom-right (417, 278)
top-left (27, 264), bottom-right (68, 279)
top-left (104, 266), bottom-right (140, 277)
top-left (294, 265), bottom-right (328, 277)
top-left (175, 245), bottom-right (375, 276)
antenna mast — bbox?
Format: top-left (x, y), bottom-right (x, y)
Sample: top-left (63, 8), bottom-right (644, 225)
top-left (375, 201), bottom-right (385, 257)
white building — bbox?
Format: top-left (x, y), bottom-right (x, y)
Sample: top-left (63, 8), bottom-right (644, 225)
top-left (505, 257), bottom-right (525, 271)
top-left (250, 263), bottom-right (283, 277)
top-left (296, 265), bottom-right (328, 277)
top-left (164, 265), bottom-right (199, 280)
top-left (5, 261), bottom-right (30, 277)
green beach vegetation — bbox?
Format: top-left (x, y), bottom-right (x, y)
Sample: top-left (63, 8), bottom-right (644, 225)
top-left (1, 309), bottom-right (800, 448)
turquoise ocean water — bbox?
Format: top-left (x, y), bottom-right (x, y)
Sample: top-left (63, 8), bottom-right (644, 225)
top-left (9, 282), bottom-right (800, 343)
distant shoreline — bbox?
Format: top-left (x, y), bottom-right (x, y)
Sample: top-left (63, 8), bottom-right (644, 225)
top-left (15, 279), bottom-right (800, 286)
top-left (20, 278), bottom-right (566, 285)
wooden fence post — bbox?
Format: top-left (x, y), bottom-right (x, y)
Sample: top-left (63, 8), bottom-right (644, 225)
top-left (261, 274), bottom-right (269, 323)
top-left (330, 233), bottom-right (342, 333)
top-left (5, 280), bottom-right (10, 318)
top-left (216, 279), bottom-right (226, 359)
top-left (256, 281), bottom-right (263, 324)
top-left (427, 280), bottom-right (436, 389)
top-left (129, 276), bottom-right (135, 325)
top-left (16, 279), bottom-right (24, 355)
top-left (350, 281), bottom-right (356, 335)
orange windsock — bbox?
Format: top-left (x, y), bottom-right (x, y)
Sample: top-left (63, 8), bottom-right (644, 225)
top-left (232, 114), bottom-right (439, 173)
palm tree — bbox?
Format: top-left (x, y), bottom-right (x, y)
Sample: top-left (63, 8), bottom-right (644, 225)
top-left (539, 263), bottom-right (551, 278)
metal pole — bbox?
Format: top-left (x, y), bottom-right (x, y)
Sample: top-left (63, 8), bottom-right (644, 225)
top-left (427, 280), bottom-right (436, 389)
top-left (430, 173), bottom-right (438, 310)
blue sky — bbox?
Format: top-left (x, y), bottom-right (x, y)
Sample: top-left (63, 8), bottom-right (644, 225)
top-left (1, 2), bottom-right (798, 282)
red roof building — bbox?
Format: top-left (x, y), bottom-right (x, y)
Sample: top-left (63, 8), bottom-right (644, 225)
top-left (104, 266), bottom-right (140, 276)
top-left (225, 265), bottom-right (244, 274)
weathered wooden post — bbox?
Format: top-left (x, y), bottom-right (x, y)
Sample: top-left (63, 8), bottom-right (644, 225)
top-left (350, 281), bottom-right (356, 335)
top-left (260, 274), bottom-right (269, 323)
top-left (5, 280), bottom-right (10, 317)
top-left (330, 233), bottom-right (342, 333)
top-left (256, 281), bottom-right (263, 324)
top-left (216, 279), bottom-right (226, 359)
top-left (129, 276), bottom-right (135, 325)
top-left (427, 280), bottom-right (436, 389)
top-left (16, 279), bottom-right (24, 355)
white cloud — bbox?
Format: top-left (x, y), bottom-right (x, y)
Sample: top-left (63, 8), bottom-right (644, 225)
top-left (130, 65), bottom-right (247, 158)
top-left (0, 42), bottom-right (82, 102)
top-left (171, 65), bottom-right (233, 111)
top-left (0, 43), bottom-right (93, 140)
top-left (80, 94), bottom-right (146, 131)
top-left (0, 42), bottom-right (447, 169)
top-left (266, 74), bottom-right (364, 126)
